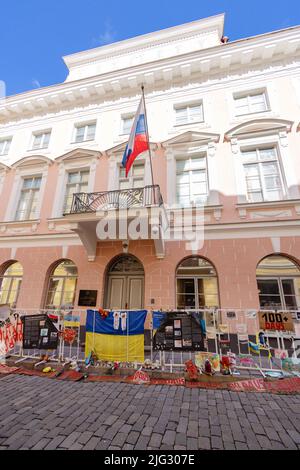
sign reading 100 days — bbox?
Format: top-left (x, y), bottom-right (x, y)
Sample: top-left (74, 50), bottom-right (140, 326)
top-left (258, 311), bottom-right (295, 332)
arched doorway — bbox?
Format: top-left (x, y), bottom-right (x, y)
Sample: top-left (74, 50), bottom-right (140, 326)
top-left (44, 260), bottom-right (78, 310)
top-left (256, 255), bottom-right (300, 310)
top-left (0, 261), bottom-right (23, 308)
top-left (176, 256), bottom-right (219, 309)
top-left (105, 255), bottom-right (144, 310)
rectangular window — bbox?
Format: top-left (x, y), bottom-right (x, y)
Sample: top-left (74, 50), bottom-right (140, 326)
top-left (241, 147), bottom-right (284, 202)
top-left (15, 176), bottom-right (42, 221)
top-left (176, 155), bottom-right (208, 206)
top-left (32, 131), bottom-right (51, 150)
top-left (74, 122), bottom-right (96, 143)
top-left (119, 163), bottom-right (145, 190)
top-left (63, 170), bottom-right (90, 213)
top-left (121, 115), bottom-right (134, 135)
top-left (234, 91), bottom-right (268, 116)
top-left (0, 138), bottom-right (12, 156)
top-left (175, 102), bottom-right (204, 125)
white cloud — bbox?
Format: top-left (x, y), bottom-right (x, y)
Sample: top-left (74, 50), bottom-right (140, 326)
top-left (92, 20), bottom-right (117, 46)
top-left (0, 80), bottom-right (6, 99)
top-left (32, 79), bottom-right (41, 88)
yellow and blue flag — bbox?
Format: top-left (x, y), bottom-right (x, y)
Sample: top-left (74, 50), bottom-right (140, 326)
top-left (249, 341), bottom-right (260, 355)
top-left (249, 334), bottom-right (272, 360)
top-left (85, 310), bottom-right (147, 362)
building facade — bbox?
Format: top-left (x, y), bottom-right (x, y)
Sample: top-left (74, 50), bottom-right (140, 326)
top-left (0, 14), bottom-right (300, 334)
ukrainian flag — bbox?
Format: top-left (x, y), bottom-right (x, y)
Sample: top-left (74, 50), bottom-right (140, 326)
top-left (249, 341), bottom-right (260, 355)
top-left (249, 337), bottom-right (272, 360)
top-left (85, 310), bottom-right (147, 362)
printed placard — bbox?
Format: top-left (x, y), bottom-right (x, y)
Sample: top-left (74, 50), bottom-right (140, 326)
top-left (238, 334), bottom-right (249, 342)
top-left (245, 310), bottom-right (257, 319)
top-left (259, 311), bottom-right (294, 332)
top-left (236, 324), bottom-right (247, 334)
top-left (218, 324), bottom-right (229, 334)
top-left (206, 327), bottom-right (217, 339)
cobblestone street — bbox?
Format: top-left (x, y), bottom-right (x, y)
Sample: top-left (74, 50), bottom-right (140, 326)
top-left (0, 375), bottom-right (300, 450)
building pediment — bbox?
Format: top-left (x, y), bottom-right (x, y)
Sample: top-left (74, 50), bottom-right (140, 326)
top-left (55, 148), bottom-right (102, 163)
top-left (106, 141), bottom-right (157, 157)
top-left (162, 131), bottom-right (220, 148)
top-left (225, 119), bottom-right (294, 141)
top-left (0, 162), bottom-right (11, 172)
top-left (12, 155), bottom-right (52, 169)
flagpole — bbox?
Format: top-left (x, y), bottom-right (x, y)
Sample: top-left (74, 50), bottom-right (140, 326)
top-left (141, 85), bottom-right (156, 203)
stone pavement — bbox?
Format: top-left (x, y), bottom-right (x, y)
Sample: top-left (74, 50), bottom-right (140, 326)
top-left (0, 375), bottom-right (300, 450)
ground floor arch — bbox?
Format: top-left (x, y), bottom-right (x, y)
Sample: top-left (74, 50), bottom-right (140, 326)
top-left (0, 261), bottom-right (23, 308)
top-left (104, 254), bottom-right (145, 310)
top-left (256, 254), bottom-right (300, 310)
top-left (176, 256), bottom-right (219, 310)
top-left (44, 259), bottom-right (78, 310)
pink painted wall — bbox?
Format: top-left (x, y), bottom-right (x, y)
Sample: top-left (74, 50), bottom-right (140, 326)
top-left (0, 143), bottom-right (300, 232)
top-left (1, 236), bottom-right (299, 334)
top-left (0, 145), bottom-right (300, 336)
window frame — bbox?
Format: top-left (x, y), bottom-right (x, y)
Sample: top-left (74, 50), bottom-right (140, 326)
top-left (175, 153), bottom-right (209, 206)
top-left (73, 121), bottom-right (97, 144)
top-left (120, 114), bottom-right (135, 136)
top-left (176, 257), bottom-right (219, 310)
top-left (119, 161), bottom-right (145, 190)
top-left (31, 130), bottom-right (51, 151)
top-left (174, 101), bottom-right (204, 126)
top-left (62, 169), bottom-right (90, 214)
top-left (44, 261), bottom-right (78, 310)
top-left (0, 137), bottom-right (12, 156)
top-left (233, 89), bottom-right (269, 117)
top-left (240, 145), bottom-right (286, 203)
top-left (0, 262), bottom-right (23, 308)
top-left (15, 175), bottom-right (42, 221)
top-left (256, 256), bottom-right (300, 311)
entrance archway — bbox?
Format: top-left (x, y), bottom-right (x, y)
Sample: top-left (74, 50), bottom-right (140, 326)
top-left (105, 255), bottom-right (144, 310)
top-left (256, 254), bottom-right (300, 310)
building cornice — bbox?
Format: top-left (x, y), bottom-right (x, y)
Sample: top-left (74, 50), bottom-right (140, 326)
top-left (0, 219), bottom-right (300, 248)
top-left (63, 14), bottom-right (225, 71)
top-left (0, 25), bottom-right (299, 124)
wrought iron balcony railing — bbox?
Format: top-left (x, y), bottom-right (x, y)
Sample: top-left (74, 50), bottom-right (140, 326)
top-left (66, 185), bottom-right (163, 214)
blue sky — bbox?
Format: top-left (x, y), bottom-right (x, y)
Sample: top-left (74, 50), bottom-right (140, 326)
top-left (1, 0), bottom-right (300, 97)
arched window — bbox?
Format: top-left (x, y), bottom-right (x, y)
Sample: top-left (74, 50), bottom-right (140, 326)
top-left (0, 262), bottom-right (23, 308)
top-left (45, 260), bottom-right (78, 310)
top-left (256, 255), bottom-right (300, 310)
top-left (176, 257), bottom-right (219, 309)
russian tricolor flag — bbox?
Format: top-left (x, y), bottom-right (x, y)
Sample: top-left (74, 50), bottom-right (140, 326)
top-left (122, 98), bottom-right (149, 177)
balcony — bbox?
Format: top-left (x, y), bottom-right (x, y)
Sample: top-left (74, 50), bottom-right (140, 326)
top-left (67, 185), bottom-right (163, 214)
top-left (63, 185), bottom-right (167, 261)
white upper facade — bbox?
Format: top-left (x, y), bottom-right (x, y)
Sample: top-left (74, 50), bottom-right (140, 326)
top-left (63, 14), bottom-right (224, 81)
top-left (0, 12), bottom-right (300, 168)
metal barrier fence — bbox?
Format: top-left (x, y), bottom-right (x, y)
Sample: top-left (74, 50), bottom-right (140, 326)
top-left (1, 308), bottom-right (299, 376)
top-left (150, 308), bottom-right (300, 375)
top-left (5, 309), bottom-right (87, 364)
